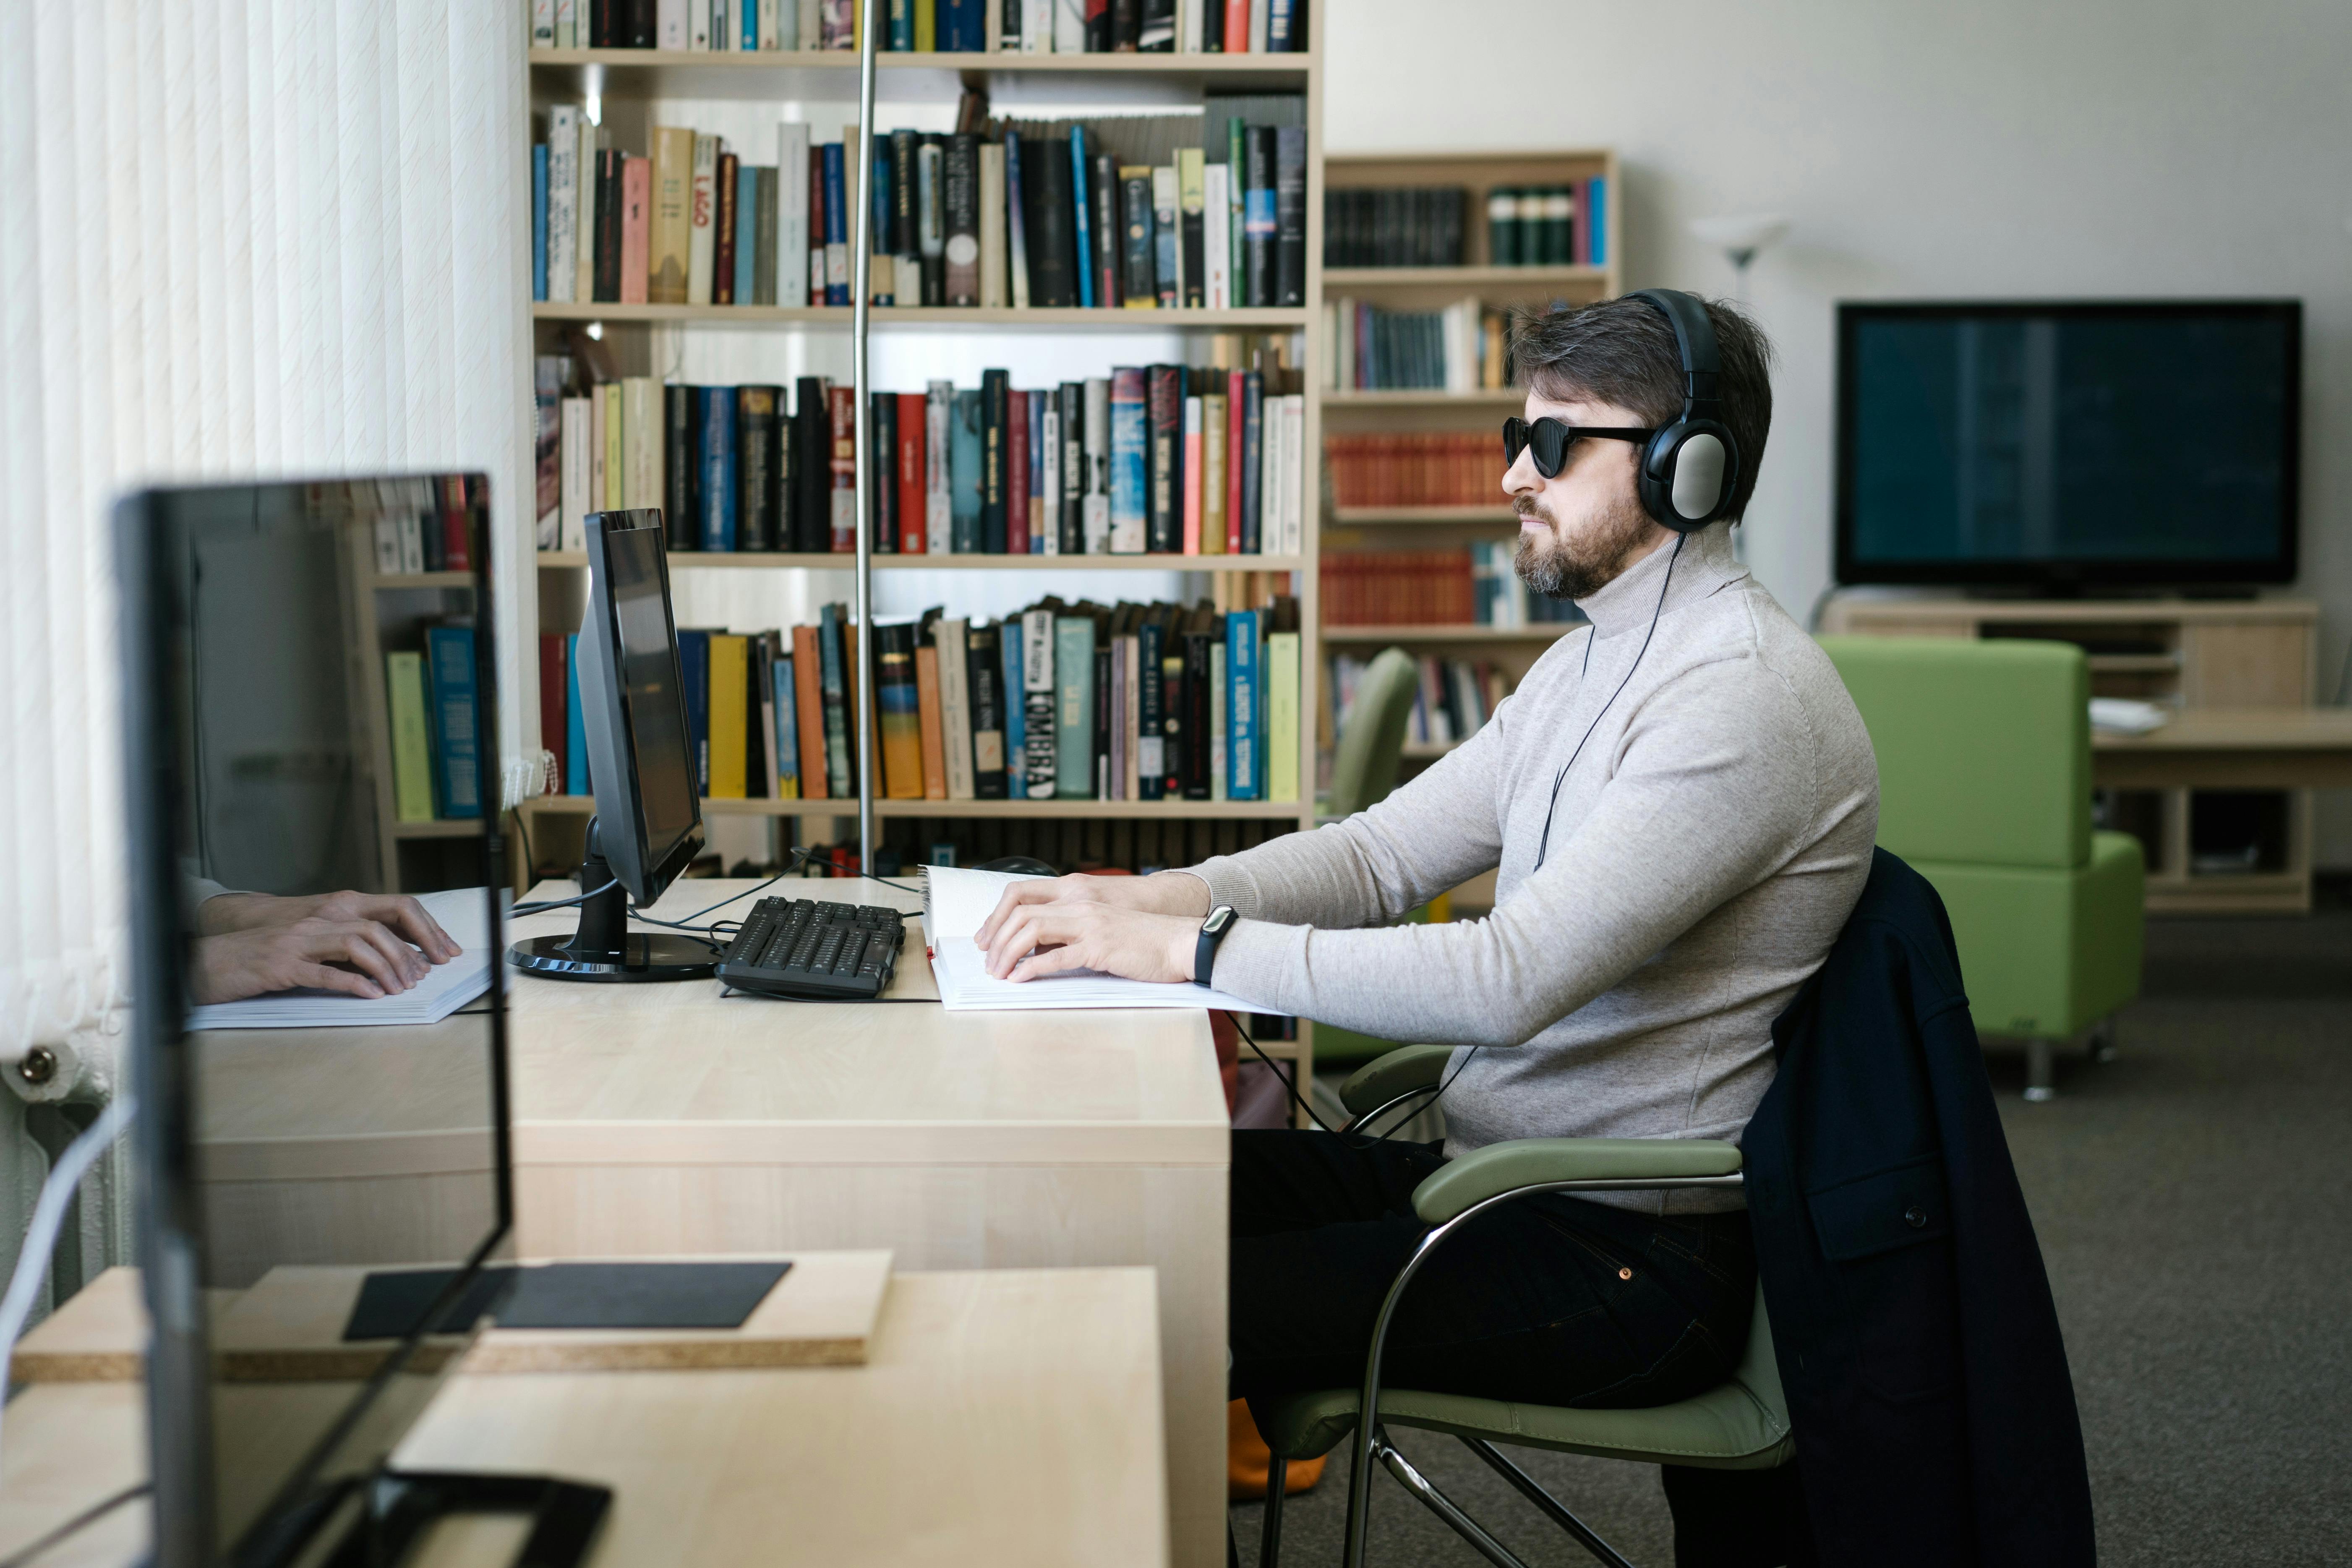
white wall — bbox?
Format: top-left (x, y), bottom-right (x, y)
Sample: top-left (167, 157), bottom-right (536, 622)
top-left (1326, 0), bottom-right (2352, 864)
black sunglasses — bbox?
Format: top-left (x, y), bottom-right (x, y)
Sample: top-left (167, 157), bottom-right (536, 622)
top-left (1503, 417), bottom-right (1655, 480)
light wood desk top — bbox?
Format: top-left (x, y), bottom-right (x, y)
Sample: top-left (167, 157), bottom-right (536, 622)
top-left (0, 1268), bottom-right (1168, 1568)
top-left (2092, 707), bottom-right (2352, 788)
top-left (503, 878), bottom-right (1230, 1169)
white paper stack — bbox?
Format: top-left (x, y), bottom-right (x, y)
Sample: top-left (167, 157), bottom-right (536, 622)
top-left (922, 865), bottom-right (1289, 1016)
top-left (2089, 698), bottom-right (2169, 736)
top-left (186, 887), bottom-right (496, 1032)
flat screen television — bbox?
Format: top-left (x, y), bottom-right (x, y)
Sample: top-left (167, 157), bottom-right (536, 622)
top-left (1835, 300), bottom-right (2300, 589)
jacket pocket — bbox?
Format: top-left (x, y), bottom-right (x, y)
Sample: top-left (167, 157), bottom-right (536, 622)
top-left (1806, 1157), bottom-right (1960, 1403)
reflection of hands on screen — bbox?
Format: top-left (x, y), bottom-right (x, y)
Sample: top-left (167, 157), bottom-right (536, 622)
top-left (190, 892), bottom-right (459, 1004)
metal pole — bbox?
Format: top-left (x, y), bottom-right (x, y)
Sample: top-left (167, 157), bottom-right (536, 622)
top-left (850, 0), bottom-right (881, 877)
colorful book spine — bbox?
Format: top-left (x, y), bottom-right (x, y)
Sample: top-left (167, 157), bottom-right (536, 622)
top-left (1266, 626), bottom-right (1298, 801)
top-left (565, 634), bottom-right (591, 794)
top-left (1226, 608), bottom-right (1258, 800)
top-left (772, 650), bottom-right (801, 798)
top-left (1000, 618), bottom-right (1025, 798)
top-left (424, 626), bottom-right (482, 819)
top-left (1021, 608), bottom-right (1056, 798)
top-left (877, 624), bottom-right (925, 799)
top-left (1181, 394), bottom-right (1203, 553)
top-left (531, 144), bottom-right (549, 300)
top-left (1068, 129), bottom-right (1095, 309)
top-left (822, 141), bottom-right (850, 305)
top-left (386, 652), bottom-right (436, 823)
top-left (708, 633), bottom-right (749, 797)
top-left (896, 390), bottom-right (928, 553)
top-left (1108, 367), bottom-right (1147, 553)
top-left (1053, 616), bottom-right (1095, 799)
top-left (698, 386), bottom-right (738, 550)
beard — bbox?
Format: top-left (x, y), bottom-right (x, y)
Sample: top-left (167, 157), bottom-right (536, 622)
top-left (1514, 489), bottom-right (1657, 601)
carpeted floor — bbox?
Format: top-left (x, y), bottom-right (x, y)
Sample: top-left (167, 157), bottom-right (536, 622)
top-left (1229, 906), bottom-right (2352, 1567)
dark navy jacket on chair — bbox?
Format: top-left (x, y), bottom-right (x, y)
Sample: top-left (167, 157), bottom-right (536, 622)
top-left (1741, 848), bottom-right (2095, 1567)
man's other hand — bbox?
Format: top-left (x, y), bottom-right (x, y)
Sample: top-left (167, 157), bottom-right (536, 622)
top-left (974, 869), bottom-right (1211, 956)
top-left (190, 917), bottom-right (438, 1005)
top-left (198, 890), bottom-right (459, 963)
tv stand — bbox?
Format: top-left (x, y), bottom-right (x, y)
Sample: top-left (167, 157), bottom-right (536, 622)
top-left (1821, 592), bottom-right (2322, 913)
top-left (507, 820), bottom-right (718, 982)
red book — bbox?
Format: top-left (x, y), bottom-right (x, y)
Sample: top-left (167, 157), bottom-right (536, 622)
top-left (620, 155), bottom-right (651, 305)
top-left (1226, 370), bottom-right (1246, 553)
top-left (1005, 387), bottom-right (1030, 556)
top-left (1222, 0), bottom-right (1249, 50)
top-left (438, 475), bottom-right (472, 570)
top-left (827, 384), bottom-right (857, 550)
top-left (538, 633), bottom-right (567, 795)
top-left (809, 147), bottom-right (827, 306)
top-left (712, 154), bottom-right (738, 305)
top-left (896, 391), bottom-right (927, 553)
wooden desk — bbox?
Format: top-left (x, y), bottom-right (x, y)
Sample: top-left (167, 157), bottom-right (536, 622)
top-left (2092, 707), bottom-right (2352, 789)
top-left (503, 878), bottom-right (1228, 1568)
top-left (0, 1268), bottom-right (1168, 1568)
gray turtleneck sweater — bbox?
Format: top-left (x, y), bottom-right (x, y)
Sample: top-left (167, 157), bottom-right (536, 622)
top-left (1188, 522), bottom-right (1879, 1212)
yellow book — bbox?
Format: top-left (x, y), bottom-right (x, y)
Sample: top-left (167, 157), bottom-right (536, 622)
top-left (385, 652), bottom-right (436, 822)
top-left (1266, 629), bottom-right (1300, 803)
top-left (708, 634), bottom-right (749, 798)
top-left (603, 383), bottom-right (625, 510)
top-left (914, 0), bottom-right (935, 50)
top-left (648, 127), bottom-right (694, 305)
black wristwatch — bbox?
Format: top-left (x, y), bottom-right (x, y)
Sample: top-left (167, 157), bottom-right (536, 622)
top-left (1194, 905), bottom-right (1237, 989)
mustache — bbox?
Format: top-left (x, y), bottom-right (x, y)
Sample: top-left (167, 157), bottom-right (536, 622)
top-left (1514, 495), bottom-right (1554, 528)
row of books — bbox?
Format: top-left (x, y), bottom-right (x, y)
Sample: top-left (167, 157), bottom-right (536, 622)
top-left (1487, 183), bottom-right (1607, 267)
top-left (533, 363), bottom-right (1308, 557)
top-left (527, 0), bottom-right (1306, 51)
top-left (1323, 545), bottom-right (1589, 629)
top-left (1330, 652), bottom-right (1515, 749)
top-left (531, 102), bottom-right (1307, 312)
top-left (385, 626), bottom-right (485, 823)
top-left (539, 596), bottom-right (1305, 806)
top-left (1323, 187), bottom-right (1466, 269)
top-left (1325, 433), bottom-right (1500, 509)
top-left (1323, 297), bottom-right (1511, 393)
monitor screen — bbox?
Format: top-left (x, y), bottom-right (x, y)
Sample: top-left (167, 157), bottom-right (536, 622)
top-left (119, 477), bottom-right (509, 1568)
top-left (602, 522), bottom-right (699, 868)
top-left (1835, 301), bottom-right (2300, 585)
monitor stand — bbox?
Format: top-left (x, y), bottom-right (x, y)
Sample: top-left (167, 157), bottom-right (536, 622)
top-left (315, 1471), bottom-right (611, 1568)
top-left (507, 823), bottom-right (717, 983)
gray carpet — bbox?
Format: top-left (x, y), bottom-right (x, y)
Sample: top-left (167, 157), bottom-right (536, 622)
top-left (1230, 906), bottom-right (2352, 1567)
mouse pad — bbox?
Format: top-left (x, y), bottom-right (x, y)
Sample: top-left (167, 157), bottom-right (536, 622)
top-left (342, 1260), bottom-right (792, 1341)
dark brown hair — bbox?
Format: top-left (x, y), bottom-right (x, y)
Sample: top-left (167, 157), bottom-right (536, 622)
top-left (1510, 294), bottom-right (1775, 523)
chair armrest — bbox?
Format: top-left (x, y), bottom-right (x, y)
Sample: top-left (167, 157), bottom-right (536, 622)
top-left (1411, 1138), bottom-right (1744, 1225)
top-left (1338, 1044), bottom-right (1458, 1117)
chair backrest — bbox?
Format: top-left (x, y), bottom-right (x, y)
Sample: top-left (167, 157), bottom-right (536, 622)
top-left (1817, 635), bottom-right (2091, 871)
top-left (1326, 646), bottom-right (1421, 819)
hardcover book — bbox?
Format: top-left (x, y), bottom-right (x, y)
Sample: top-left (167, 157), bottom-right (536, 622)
top-left (1021, 608), bottom-right (1057, 798)
top-left (1108, 367), bottom-right (1148, 553)
top-left (1053, 616), bottom-right (1095, 799)
top-left (1145, 364), bottom-right (1182, 553)
top-left (943, 133), bottom-right (981, 305)
top-left (966, 620), bottom-right (1008, 798)
top-left (979, 368), bottom-right (1009, 553)
top-left (687, 134), bottom-right (719, 305)
top-left (1119, 167), bottom-right (1155, 307)
top-left (896, 389), bottom-right (928, 553)
top-left (649, 126), bottom-right (694, 303)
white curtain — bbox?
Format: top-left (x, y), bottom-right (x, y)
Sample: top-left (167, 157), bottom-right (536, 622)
top-left (0, 0), bottom-right (537, 1066)
top-left (0, 0), bottom-right (535, 1294)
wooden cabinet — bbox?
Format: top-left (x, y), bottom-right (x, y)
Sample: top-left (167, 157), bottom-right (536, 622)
top-left (1821, 594), bottom-right (2323, 913)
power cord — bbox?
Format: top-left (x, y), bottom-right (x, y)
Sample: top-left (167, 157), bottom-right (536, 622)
top-left (511, 877), bottom-right (619, 916)
top-left (0, 1094), bottom-right (138, 1472)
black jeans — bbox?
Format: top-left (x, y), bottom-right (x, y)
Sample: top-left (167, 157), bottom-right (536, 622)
top-left (1229, 1130), bottom-right (1757, 1414)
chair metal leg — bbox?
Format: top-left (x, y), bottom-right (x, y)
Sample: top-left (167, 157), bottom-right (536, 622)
top-left (1258, 1451), bottom-right (1287, 1568)
top-left (2024, 1037), bottom-right (2057, 1102)
top-left (1458, 1437), bottom-right (1640, 1568)
top-left (1371, 1427), bottom-right (1533, 1568)
top-left (2090, 1018), bottom-right (2118, 1064)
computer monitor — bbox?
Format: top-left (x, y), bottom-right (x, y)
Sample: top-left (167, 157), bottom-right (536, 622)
top-left (117, 476), bottom-right (597, 1566)
top-left (506, 509), bottom-right (714, 982)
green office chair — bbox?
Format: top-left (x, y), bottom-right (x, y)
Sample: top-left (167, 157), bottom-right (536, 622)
top-left (1325, 647), bottom-right (1422, 821)
top-left (1245, 1045), bottom-right (1794, 1568)
top-left (1816, 637), bottom-right (2144, 1099)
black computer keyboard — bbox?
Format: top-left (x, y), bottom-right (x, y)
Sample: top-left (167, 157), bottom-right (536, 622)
top-left (715, 897), bottom-right (907, 1001)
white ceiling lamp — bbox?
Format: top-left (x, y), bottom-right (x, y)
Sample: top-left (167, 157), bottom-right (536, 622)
top-left (1689, 213), bottom-right (1790, 302)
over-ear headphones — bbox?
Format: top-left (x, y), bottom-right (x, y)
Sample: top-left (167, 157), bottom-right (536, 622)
top-left (1629, 289), bottom-right (1741, 531)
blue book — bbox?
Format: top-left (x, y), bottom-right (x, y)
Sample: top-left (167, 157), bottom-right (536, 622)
top-left (773, 653), bottom-right (801, 798)
top-left (872, 151), bottom-right (893, 302)
top-left (676, 629), bottom-right (712, 798)
top-left (950, 389), bottom-right (983, 551)
top-left (941, 0), bottom-right (982, 50)
top-left (1000, 622), bottom-right (1025, 798)
top-left (741, 0), bottom-right (757, 48)
top-left (888, 0), bottom-right (913, 49)
top-left (1108, 369), bottom-right (1146, 552)
top-left (424, 626), bottom-right (483, 819)
top-left (697, 386), bottom-right (738, 550)
top-left (734, 167), bottom-right (758, 305)
top-left (565, 633), bottom-right (590, 796)
top-left (1226, 610), bottom-right (1260, 801)
top-left (1069, 129), bottom-right (1095, 309)
top-left (1266, 0), bottom-right (1295, 49)
top-left (821, 143), bottom-right (849, 305)
top-left (530, 145), bottom-right (549, 301)
top-left (1587, 177), bottom-right (1607, 266)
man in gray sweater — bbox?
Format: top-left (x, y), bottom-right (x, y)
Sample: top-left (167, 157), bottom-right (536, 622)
top-left (979, 293), bottom-right (1878, 1416)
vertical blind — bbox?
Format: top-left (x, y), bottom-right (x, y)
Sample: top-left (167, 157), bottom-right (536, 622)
top-left (0, 0), bottom-right (538, 1067)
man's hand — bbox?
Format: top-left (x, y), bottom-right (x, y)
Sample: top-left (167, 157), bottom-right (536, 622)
top-left (979, 897), bottom-right (1204, 985)
top-left (191, 917), bottom-right (440, 1005)
top-left (974, 870), bottom-right (1210, 954)
top-left (198, 890), bottom-right (459, 963)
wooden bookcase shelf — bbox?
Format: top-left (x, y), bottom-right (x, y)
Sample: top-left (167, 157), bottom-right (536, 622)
top-left (1321, 623), bottom-right (1574, 644)
top-left (534, 550), bottom-right (1307, 571)
top-left (1318, 389), bottom-right (1524, 410)
top-left (526, 46), bottom-right (1313, 99)
top-left (1329, 504), bottom-right (1513, 527)
top-left (532, 302), bottom-right (1312, 329)
top-left (521, 793), bottom-right (1299, 821)
top-left (1322, 263), bottom-right (1606, 290)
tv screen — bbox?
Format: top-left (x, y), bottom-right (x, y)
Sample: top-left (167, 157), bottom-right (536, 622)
top-left (1835, 301), bottom-right (2300, 587)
